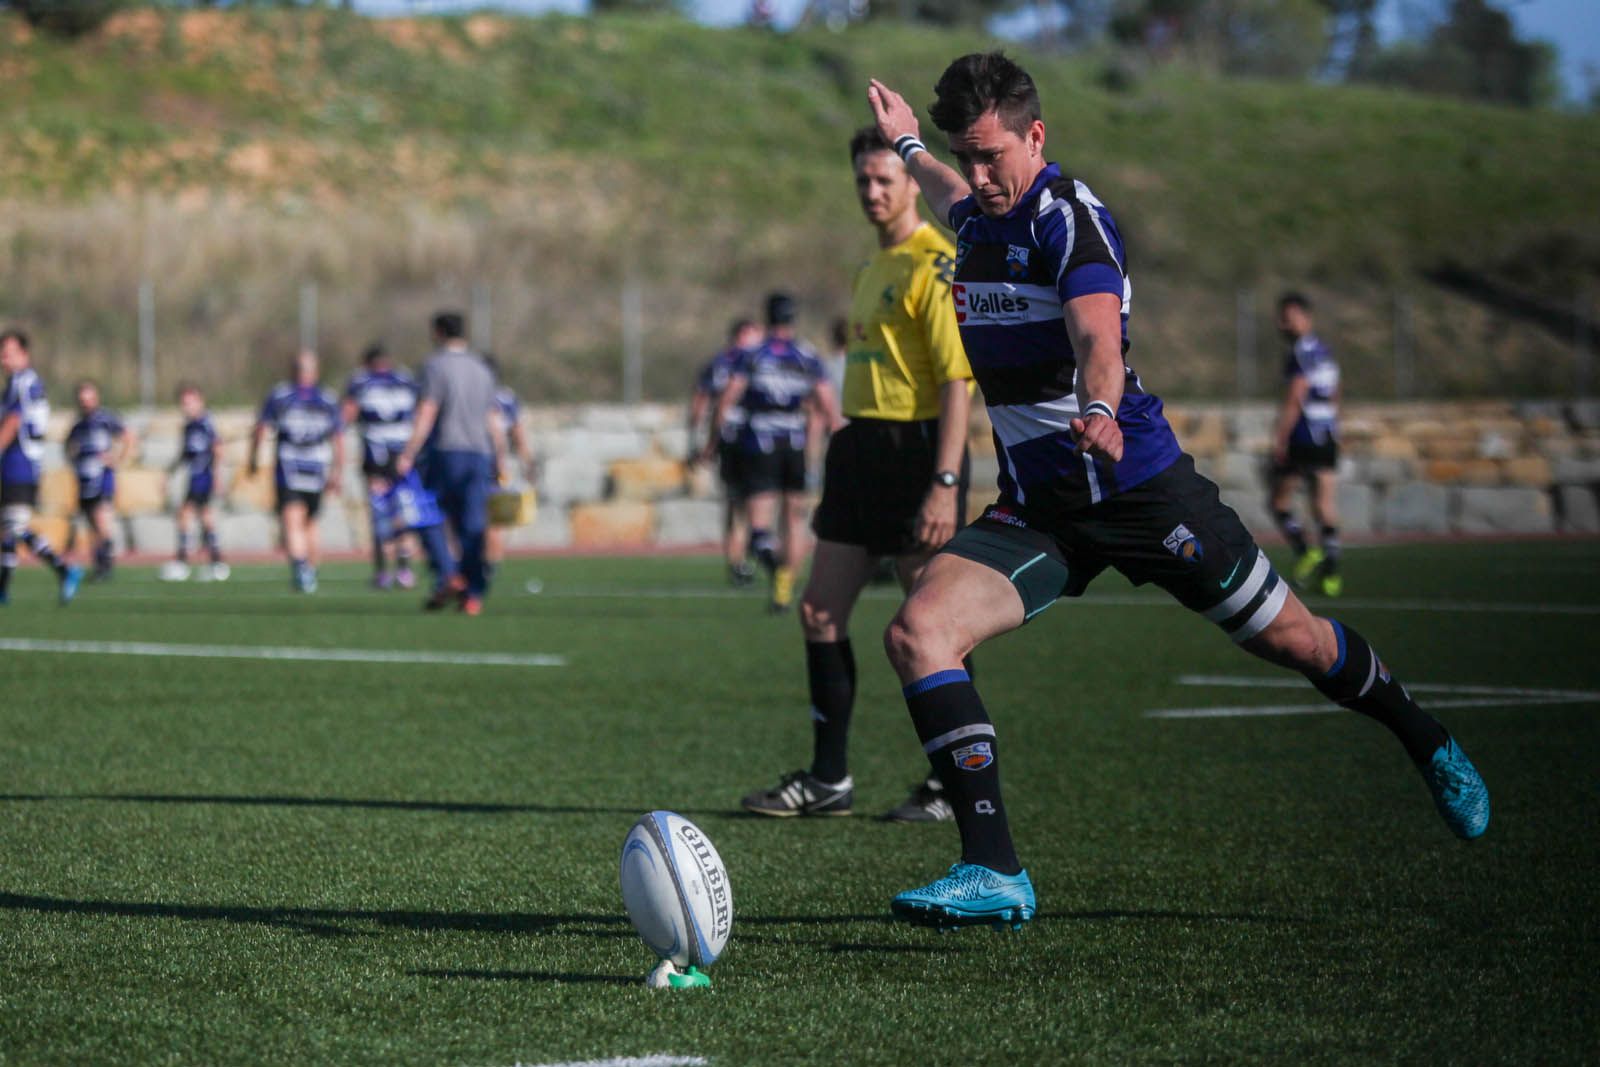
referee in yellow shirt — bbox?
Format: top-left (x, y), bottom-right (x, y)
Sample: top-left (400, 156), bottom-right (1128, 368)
top-left (742, 126), bottom-right (975, 822)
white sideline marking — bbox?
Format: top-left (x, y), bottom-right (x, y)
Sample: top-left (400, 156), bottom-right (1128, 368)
top-left (511, 1058), bottom-right (707, 1067)
top-left (1148, 675), bottom-right (1600, 719)
top-left (0, 637), bottom-right (565, 668)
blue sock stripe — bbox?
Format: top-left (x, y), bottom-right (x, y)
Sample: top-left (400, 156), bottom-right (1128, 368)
top-left (902, 669), bottom-right (970, 699)
top-left (1325, 620), bottom-right (1348, 677)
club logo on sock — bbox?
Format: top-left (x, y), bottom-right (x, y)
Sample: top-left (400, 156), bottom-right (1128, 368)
top-left (974, 799), bottom-right (995, 815)
top-left (952, 741), bottom-right (994, 771)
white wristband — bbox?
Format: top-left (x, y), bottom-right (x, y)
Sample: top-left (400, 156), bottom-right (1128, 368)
top-left (1083, 400), bottom-right (1116, 422)
top-left (893, 134), bottom-right (927, 163)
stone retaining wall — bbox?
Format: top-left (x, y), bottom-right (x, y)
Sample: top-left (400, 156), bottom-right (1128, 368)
top-left (26, 399), bottom-right (1600, 555)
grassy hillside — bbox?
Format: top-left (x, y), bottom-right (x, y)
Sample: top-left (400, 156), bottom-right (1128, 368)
top-left (1, 9), bottom-right (1597, 402)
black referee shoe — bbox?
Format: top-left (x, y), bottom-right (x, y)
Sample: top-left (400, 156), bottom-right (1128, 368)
top-left (741, 770), bottom-right (853, 817)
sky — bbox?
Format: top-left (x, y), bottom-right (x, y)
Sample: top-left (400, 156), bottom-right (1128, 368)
top-left (355, 0), bottom-right (1598, 102)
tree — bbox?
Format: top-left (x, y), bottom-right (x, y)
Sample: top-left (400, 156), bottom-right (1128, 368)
top-left (4, 0), bottom-right (124, 37)
top-left (1110, 0), bottom-right (1328, 79)
top-left (1362, 0), bottom-right (1558, 108)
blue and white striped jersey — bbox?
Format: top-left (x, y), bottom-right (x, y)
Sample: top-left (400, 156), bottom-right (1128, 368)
top-left (181, 415), bottom-right (219, 476)
top-left (949, 164), bottom-right (1180, 514)
top-left (344, 367), bottom-right (417, 466)
top-left (696, 346), bottom-right (751, 443)
top-left (258, 383), bottom-right (341, 492)
top-left (1, 368), bottom-right (49, 486)
top-left (65, 407), bottom-right (125, 491)
top-left (494, 384), bottom-right (520, 433)
top-left (1284, 335), bottom-right (1339, 446)
top-left (735, 337), bottom-right (824, 453)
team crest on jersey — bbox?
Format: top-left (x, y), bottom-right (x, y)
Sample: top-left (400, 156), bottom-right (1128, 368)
top-left (952, 741), bottom-right (994, 771)
top-left (1162, 523), bottom-right (1203, 563)
top-left (1006, 245), bottom-right (1031, 278)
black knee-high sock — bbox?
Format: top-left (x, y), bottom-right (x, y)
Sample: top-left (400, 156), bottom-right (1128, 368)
top-left (750, 528), bottom-right (777, 572)
top-left (19, 530), bottom-right (66, 575)
top-left (176, 525), bottom-right (191, 563)
top-left (807, 640), bottom-right (856, 783)
top-left (1274, 509), bottom-right (1308, 556)
top-left (1320, 526), bottom-right (1341, 573)
top-left (370, 519), bottom-right (388, 572)
top-left (203, 525), bottom-right (222, 564)
top-left (1311, 621), bottom-right (1447, 766)
top-left (902, 669), bottom-right (1020, 875)
top-left (94, 538), bottom-right (113, 573)
top-left (0, 535), bottom-right (15, 596)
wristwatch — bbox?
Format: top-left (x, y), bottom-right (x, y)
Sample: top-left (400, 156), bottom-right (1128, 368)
top-left (934, 470), bottom-right (959, 488)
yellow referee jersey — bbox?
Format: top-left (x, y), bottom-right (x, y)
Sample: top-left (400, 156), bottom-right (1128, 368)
top-left (843, 223), bottom-right (972, 422)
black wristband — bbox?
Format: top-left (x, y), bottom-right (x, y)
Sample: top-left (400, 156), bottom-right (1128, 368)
top-left (893, 134), bottom-right (927, 163)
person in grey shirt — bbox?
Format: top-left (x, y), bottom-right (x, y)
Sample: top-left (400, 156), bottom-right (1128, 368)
top-left (396, 311), bottom-right (504, 615)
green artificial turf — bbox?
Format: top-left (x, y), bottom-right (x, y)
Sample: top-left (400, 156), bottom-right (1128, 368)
top-left (0, 540), bottom-right (1596, 1065)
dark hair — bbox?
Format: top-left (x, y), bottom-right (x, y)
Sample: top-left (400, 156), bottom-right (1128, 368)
top-left (76, 378), bottom-right (99, 393)
top-left (929, 52), bottom-right (1041, 137)
top-left (728, 318), bottom-right (756, 341)
top-left (849, 125), bottom-right (892, 164)
top-left (362, 342), bottom-right (387, 366)
top-left (1278, 291), bottom-right (1313, 313)
top-left (0, 328), bottom-right (29, 351)
top-left (176, 382), bottom-right (201, 399)
top-left (766, 292), bottom-right (797, 327)
top-left (830, 316), bottom-right (849, 349)
top-left (432, 311), bottom-right (466, 340)
top-left (481, 352), bottom-right (500, 379)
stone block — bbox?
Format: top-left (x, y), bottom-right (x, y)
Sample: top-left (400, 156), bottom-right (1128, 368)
top-left (539, 453), bottom-right (608, 506)
top-left (608, 456), bottom-right (687, 501)
top-left (1370, 435), bottom-right (1419, 461)
top-left (114, 468), bottom-right (169, 517)
top-left (579, 405), bottom-right (654, 434)
top-left (1568, 400), bottom-right (1600, 432)
top-left (570, 501), bottom-right (655, 548)
top-left (968, 453), bottom-right (1000, 490)
top-left (653, 426), bottom-right (692, 462)
top-left (220, 513), bottom-right (276, 553)
top-left (127, 514), bottom-right (177, 555)
top-left (1211, 451), bottom-right (1265, 492)
top-left (37, 467), bottom-right (79, 517)
top-left (1503, 455), bottom-right (1552, 488)
top-left (685, 462), bottom-right (719, 500)
top-left (1552, 457), bottom-right (1600, 485)
top-left (505, 504), bottom-right (573, 549)
top-left (1418, 436), bottom-right (1476, 462)
top-left (1532, 435), bottom-right (1577, 461)
top-left (1475, 429), bottom-right (1516, 460)
top-left (1176, 413), bottom-right (1227, 459)
top-left (137, 435), bottom-right (181, 471)
top-left (316, 507), bottom-right (355, 553)
top-left (1424, 460), bottom-right (1466, 484)
top-left (28, 515), bottom-right (71, 553)
top-left (1228, 496), bottom-right (1277, 543)
top-left (655, 498), bottom-right (723, 546)
top-left (561, 427), bottom-right (649, 464)
top-left (1558, 486), bottom-right (1600, 533)
top-left (1335, 483), bottom-right (1376, 534)
top-left (1461, 459), bottom-right (1502, 486)
top-left (228, 468), bottom-right (277, 514)
top-left (1381, 482), bottom-right (1451, 534)
top-left (1454, 487), bottom-right (1553, 535)
top-left (1360, 456), bottom-right (1417, 486)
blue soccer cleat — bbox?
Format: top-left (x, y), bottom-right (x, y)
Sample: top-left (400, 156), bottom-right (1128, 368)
top-left (58, 565), bottom-right (83, 606)
top-left (891, 862), bottom-right (1036, 931)
top-left (1422, 737), bottom-right (1490, 840)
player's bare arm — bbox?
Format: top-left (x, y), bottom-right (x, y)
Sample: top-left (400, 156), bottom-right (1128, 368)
top-left (246, 421), bottom-right (267, 477)
top-left (328, 426), bottom-right (345, 495)
top-left (1272, 376), bottom-right (1311, 464)
top-left (704, 375), bottom-right (747, 462)
top-left (915, 378), bottom-right (970, 550)
top-left (812, 377), bottom-right (844, 435)
top-left (867, 80), bottom-right (970, 223)
top-left (396, 397), bottom-right (439, 478)
top-left (1064, 292), bottom-right (1126, 463)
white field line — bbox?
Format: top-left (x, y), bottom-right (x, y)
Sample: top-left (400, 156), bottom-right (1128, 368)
top-left (0, 637), bottom-right (564, 668)
top-left (1149, 675), bottom-right (1600, 719)
top-left (511, 1058), bottom-right (707, 1067)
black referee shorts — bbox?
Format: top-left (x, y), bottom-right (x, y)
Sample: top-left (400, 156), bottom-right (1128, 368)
top-left (813, 418), bottom-right (970, 558)
top-left (1273, 438), bottom-right (1339, 478)
top-left (943, 454), bottom-right (1287, 641)
top-left (716, 440), bottom-right (749, 501)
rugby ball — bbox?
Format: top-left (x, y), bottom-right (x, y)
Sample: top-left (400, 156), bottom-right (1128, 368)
top-left (618, 811), bottom-right (733, 969)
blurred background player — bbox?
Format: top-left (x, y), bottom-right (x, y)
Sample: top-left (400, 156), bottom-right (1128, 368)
top-left (249, 348), bottom-right (344, 593)
top-left (482, 353), bottom-right (535, 579)
top-left (1269, 291), bottom-right (1343, 597)
top-left (0, 329), bottom-right (82, 605)
top-left (706, 292), bottom-right (842, 613)
top-left (64, 378), bottom-right (132, 581)
top-left (163, 383), bottom-right (227, 581)
top-left (342, 342), bottom-right (419, 590)
top-left (741, 126), bottom-right (974, 822)
top-left (396, 311), bottom-right (504, 616)
top-left (689, 318), bottom-right (762, 585)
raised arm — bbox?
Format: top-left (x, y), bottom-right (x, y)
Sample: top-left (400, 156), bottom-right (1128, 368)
top-left (867, 79), bottom-right (970, 224)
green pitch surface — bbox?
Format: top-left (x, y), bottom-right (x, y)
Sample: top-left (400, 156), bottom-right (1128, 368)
top-left (2, 541), bottom-right (1597, 1066)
